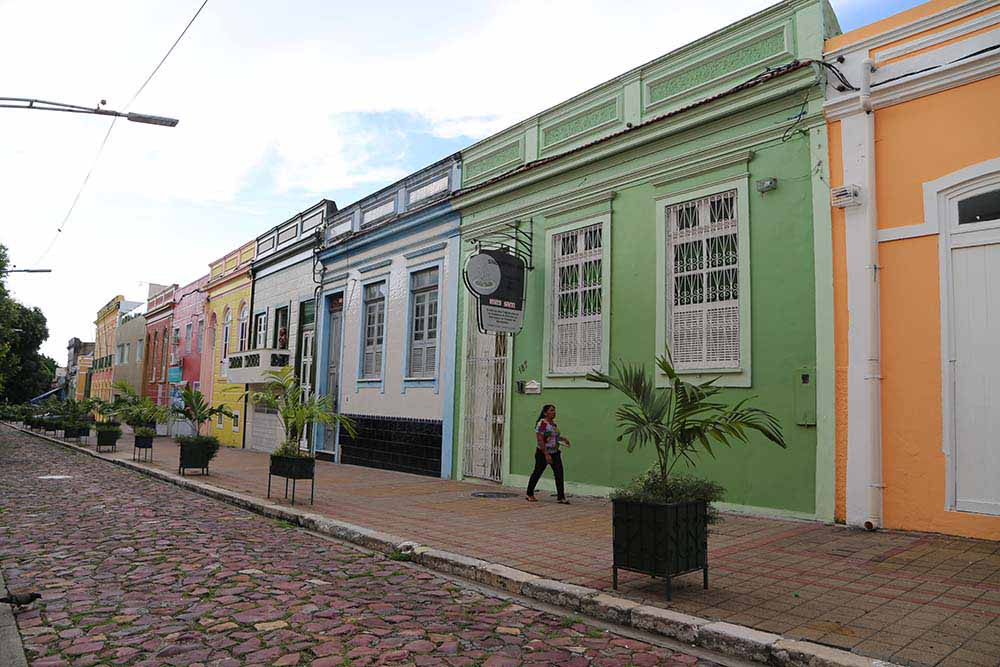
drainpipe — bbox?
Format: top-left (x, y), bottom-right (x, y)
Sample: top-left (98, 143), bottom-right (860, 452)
top-left (859, 58), bottom-right (883, 531)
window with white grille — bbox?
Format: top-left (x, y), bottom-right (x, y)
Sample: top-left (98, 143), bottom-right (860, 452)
top-left (253, 313), bottom-right (267, 350)
top-left (550, 223), bottom-right (604, 374)
top-left (238, 306), bottom-right (249, 352)
top-left (184, 323), bottom-right (193, 355)
top-left (361, 282), bottom-right (386, 379)
top-left (665, 190), bottom-right (741, 370)
top-left (408, 268), bottom-right (439, 378)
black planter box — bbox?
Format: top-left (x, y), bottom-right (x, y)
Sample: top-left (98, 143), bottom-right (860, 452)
top-left (612, 498), bottom-right (708, 600)
top-left (95, 431), bottom-right (120, 452)
top-left (133, 435), bottom-right (154, 462)
top-left (134, 435), bottom-right (154, 448)
top-left (178, 440), bottom-right (212, 475)
top-left (268, 455), bottom-right (315, 505)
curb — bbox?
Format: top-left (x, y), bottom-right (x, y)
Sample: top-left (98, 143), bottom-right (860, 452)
top-left (0, 563), bottom-right (30, 667)
top-left (4, 423), bottom-right (898, 667)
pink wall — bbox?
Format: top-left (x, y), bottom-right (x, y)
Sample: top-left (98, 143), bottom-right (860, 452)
top-left (173, 275), bottom-right (209, 393)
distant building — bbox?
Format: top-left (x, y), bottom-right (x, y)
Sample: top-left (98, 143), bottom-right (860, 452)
top-left (112, 303), bottom-right (146, 400)
top-left (66, 337), bottom-right (95, 400)
top-left (92, 295), bottom-right (141, 403)
top-left (143, 283), bottom-right (178, 410)
top-left (170, 275), bottom-right (209, 436)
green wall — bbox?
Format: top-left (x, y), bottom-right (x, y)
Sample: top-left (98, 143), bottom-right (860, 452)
top-left (456, 94), bottom-right (824, 514)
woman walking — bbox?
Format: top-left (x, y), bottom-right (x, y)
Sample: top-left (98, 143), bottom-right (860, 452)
top-left (526, 404), bottom-right (571, 503)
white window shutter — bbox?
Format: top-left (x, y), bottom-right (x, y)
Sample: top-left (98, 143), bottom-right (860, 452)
top-left (666, 190), bottom-right (740, 370)
top-left (551, 223), bottom-right (603, 374)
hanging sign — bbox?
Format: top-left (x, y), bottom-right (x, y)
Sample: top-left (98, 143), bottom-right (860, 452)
top-left (464, 249), bottom-right (526, 334)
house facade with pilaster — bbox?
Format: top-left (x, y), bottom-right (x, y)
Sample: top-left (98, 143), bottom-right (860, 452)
top-left (452, 0), bottom-right (840, 518)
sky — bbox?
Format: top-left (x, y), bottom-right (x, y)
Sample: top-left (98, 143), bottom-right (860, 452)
top-left (1, 0), bottom-right (926, 363)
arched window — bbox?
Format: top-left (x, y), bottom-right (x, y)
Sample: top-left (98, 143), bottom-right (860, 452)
top-left (222, 308), bottom-right (232, 358)
top-left (238, 304), bottom-right (249, 352)
top-left (150, 332), bottom-right (159, 381)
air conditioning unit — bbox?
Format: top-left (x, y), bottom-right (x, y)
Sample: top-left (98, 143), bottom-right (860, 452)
top-left (831, 185), bottom-right (862, 208)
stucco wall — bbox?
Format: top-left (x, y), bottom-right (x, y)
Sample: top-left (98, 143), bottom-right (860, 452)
top-left (112, 313), bottom-right (147, 396)
top-left (318, 216), bottom-right (458, 424)
top-left (247, 256), bottom-right (317, 453)
top-left (457, 97), bottom-right (824, 514)
top-left (204, 280), bottom-right (251, 447)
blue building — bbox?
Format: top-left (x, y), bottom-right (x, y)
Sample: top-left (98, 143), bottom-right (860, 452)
top-left (313, 154), bottom-right (461, 477)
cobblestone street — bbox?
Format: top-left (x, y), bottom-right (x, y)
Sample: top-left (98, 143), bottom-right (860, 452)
top-left (0, 429), bottom-right (723, 667)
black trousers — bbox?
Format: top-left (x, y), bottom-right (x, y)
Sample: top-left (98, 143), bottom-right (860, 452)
top-left (526, 449), bottom-right (565, 500)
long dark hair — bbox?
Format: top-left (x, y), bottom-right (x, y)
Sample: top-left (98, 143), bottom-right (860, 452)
top-left (536, 404), bottom-right (555, 426)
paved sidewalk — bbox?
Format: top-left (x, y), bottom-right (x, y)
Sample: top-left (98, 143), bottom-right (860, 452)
top-left (1, 429), bottom-right (723, 667)
top-left (40, 431), bottom-right (1000, 666)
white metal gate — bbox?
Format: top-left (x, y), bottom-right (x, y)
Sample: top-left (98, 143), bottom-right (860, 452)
top-left (463, 319), bottom-right (507, 482)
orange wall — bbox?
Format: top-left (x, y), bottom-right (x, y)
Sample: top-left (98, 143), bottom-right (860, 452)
top-left (865, 76), bottom-right (1000, 539)
top-left (828, 121), bottom-right (849, 525)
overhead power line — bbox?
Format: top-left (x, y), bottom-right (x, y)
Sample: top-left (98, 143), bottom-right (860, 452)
top-left (32, 0), bottom-right (210, 267)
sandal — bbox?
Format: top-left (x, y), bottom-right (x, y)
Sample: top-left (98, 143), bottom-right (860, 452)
top-left (526, 495), bottom-right (538, 502)
top-left (557, 499), bottom-right (571, 505)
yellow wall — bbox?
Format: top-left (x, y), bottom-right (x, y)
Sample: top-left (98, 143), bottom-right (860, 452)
top-left (204, 280), bottom-right (250, 447)
top-left (829, 72), bottom-right (1000, 538)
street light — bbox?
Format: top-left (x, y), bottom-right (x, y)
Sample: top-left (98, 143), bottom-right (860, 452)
top-left (0, 97), bottom-right (178, 127)
top-left (3, 268), bottom-right (52, 274)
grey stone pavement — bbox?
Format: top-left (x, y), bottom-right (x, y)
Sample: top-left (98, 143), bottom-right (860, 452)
top-left (0, 428), bottom-right (728, 666)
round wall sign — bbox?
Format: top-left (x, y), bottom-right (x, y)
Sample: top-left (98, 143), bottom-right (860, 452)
top-left (465, 253), bottom-right (501, 296)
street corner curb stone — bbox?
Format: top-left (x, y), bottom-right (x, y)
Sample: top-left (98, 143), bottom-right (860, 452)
top-left (413, 549), bottom-right (492, 582)
top-left (477, 563), bottom-right (541, 595)
top-left (771, 639), bottom-right (896, 667)
top-left (631, 605), bottom-right (707, 644)
top-left (580, 593), bottom-right (641, 625)
top-left (520, 578), bottom-right (597, 612)
top-left (700, 622), bottom-right (780, 664)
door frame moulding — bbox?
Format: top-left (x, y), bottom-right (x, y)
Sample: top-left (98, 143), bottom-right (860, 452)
top-left (927, 156), bottom-right (1000, 514)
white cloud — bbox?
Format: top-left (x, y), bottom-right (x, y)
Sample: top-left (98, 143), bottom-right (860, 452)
top-left (1, 0), bottom-right (779, 361)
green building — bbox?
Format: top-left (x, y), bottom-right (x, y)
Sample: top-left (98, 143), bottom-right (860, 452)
top-left (452, 0), bottom-right (841, 520)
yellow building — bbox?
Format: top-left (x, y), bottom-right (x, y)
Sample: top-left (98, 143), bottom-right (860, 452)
top-left (92, 295), bottom-right (124, 403)
top-left (201, 241), bottom-right (255, 447)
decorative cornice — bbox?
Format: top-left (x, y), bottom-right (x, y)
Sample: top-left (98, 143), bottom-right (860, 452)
top-left (825, 0), bottom-right (996, 58)
top-left (456, 71), bottom-right (817, 214)
top-left (541, 191), bottom-right (617, 219)
top-left (874, 8), bottom-right (1000, 64)
top-left (359, 259), bottom-right (392, 274)
top-left (824, 47), bottom-right (1000, 121)
top-left (651, 149), bottom-right (754, 187)
top-left (404, 242), bottom-right (448, 260)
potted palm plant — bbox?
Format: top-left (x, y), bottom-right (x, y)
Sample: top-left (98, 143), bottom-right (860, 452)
top-left (118, 396), bottom-right (170, 460)
top-left (246, 367), bottom-right (354, 505)
top-left (587, 350), bottom-right (785, 599)
top-left (171, 386), bottom-right (234, 475)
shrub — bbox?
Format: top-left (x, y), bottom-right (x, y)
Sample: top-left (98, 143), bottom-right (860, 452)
top-left (612, 470), bottom-right (727, 523)
top-left (134, 427), bottom-right (157, 438)
top-left (176, 435), bottom-right (221, 463)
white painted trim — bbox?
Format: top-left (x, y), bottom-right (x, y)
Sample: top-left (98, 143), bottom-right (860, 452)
top-left (840, 113), bottom-right (881, 528)
top-left (927, 157), bottom-right (1000, 513)
top-left (875, 8), bottom-right (1000, 64)
top-left (877, 222), bottom-right (939, 242)
top-left (825, 39), bottom-right (1000, 121)
top-left (824, 0), bottom-right (997, 59)
top-left (542, 212), bottom-right (612, 388)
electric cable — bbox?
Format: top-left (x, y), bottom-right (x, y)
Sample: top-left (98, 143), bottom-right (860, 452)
top-left (31, 0), bottom-right (210, 267)
top-left (872, 41), bottom-right (1000, 87)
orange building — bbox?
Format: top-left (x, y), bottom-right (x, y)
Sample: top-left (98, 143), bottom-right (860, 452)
top-left (825, 0), bottom-right (1000, 538)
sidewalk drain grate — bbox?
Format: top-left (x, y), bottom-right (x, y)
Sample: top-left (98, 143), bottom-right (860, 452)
top-left (471, 491), bottom-right (518, 499)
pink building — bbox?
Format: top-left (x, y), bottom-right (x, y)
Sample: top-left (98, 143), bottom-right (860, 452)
top-left (170, 275), bottom-right (208, 435)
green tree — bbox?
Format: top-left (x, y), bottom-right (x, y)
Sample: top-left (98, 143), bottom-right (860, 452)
top-left (0, 244), bottom-right (56, 404)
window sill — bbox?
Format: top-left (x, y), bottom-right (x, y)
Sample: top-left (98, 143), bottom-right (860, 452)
top-left (543, 373), bottom-right (608, 389)
top-left (659, 367), bottom-right (751, 388)
top-left (356, 378), bottom-right (381, 384)
top-left (403, 377), bottom-right (436, 384)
